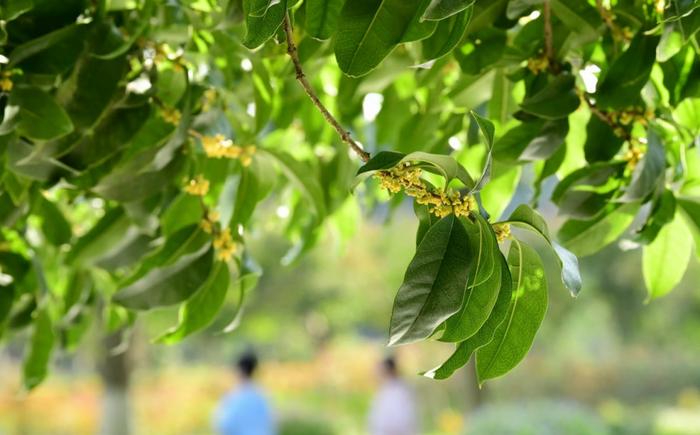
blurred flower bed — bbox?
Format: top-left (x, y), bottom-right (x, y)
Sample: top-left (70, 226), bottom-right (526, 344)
top-left (1, 341), bottom-right (700, 435)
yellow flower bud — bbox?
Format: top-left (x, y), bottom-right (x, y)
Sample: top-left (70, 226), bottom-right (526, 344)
top-left (184, 175), bottom-right (209, 196)
top-left (0, 77), bottom-right (13, 92)
top-left (161, 107), bottom-right (181, 126)
top-left (213, 228), bottom-right (237, 262)
top-left (493, 223), bottom-right (511, 243)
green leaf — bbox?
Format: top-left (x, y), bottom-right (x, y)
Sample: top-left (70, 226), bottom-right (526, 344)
top-left (421, 6), bottom-right (473, 60)
top-left (305, 0), bottom-right (345, 40)
top-left (54, 31), bottom-right (128, 132)
top-left (156, 261), bottom-right (230, 343)
top-left (440, 215), bottom-right (500, 342)
top-left (549, 0), bottom-right (602, 45)
top-left (403, 151), bottom-right (475, 188)
top-left (476, 240), bottom-right (547, 384)
top-left (230, 155), bottom-right (275, 228)
top-left (399, 0), bottom-right (438, 43)
top-left (356, 151), bottom-right (406, 176)
top-left (62, 105), bottom-right (151, 170)
top-left (22, 306), bottom-right (55, 390)
top-left (0, 0), bottom-right (33, 21)
top-left (161, 194), bottom-right (203, 237)
top-left (249, 0), bottom-right (282, 17)
top-left (243, 0), bottom-right (287, 49)
top-left (618, 130), bottom-right (666, 203)
top-left (121, 224), bottom-right (210, 287)
top-left (584, 116), bottom-right (625, 163)
top-left (505, 204), bottom-right (582, 296)
top-left (454, 28), bottom-right (507, 75)
top-left (7, 23), bottom-right (87, 68)
top-left (423, 254), bottom-right (512, 379)
top-left (66, 208), bottom-right (131, 265)
top-left (506, 0), bottom-right (541, 20)
top-left (519, 74), bottom-right (580, 120)
top-left (34, 194), bottom-right (72, 246)
top-left (261, 149), bottom-right (327, 218)
top-left (470, 110), bottom-right (494, 147)
top-left (0, 285), bottom-right (16, 328)
top-left (558, 203), bottom-right (639, 257)
top-left (93, 0), bottom-right (153, 59)
top-left (93, 153), bottom-right (184, 202)
top-left (596, 32), bottom-right (660, 109)
top-left (0, 87), bottom-right (74, 141)
top-left (334, 1), bottom-right (427, 77)
top-left (113, 245), bottom-right (214, 310)
top-left (637, 189), bottom-right (676, 244)
top-left (551, 162), bottom-right (625, 219)
top-left (252, 61), bottom-right (275, 133)
top-left (222, 272), bottom-right (261, 333)
top-left (493, 119), bottom-right (568, 164)
top-left (156, 65), bottom-right (187, 107)
top-left (469, 111), bottom-right (495, 192)
top-left (388, 214), bottom-right (471, 345)
top-left (422, 0), bottom-right (474, 21)
top-left (414, 200), bottom-right (439, 246)
top-left (677, 197), bottom-right (700, 258)
top-left (643, 212), bottom-right (692, 300)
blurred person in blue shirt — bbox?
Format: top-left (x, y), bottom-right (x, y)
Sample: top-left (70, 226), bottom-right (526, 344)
top-left (214, 351), bottom-right (275, 435)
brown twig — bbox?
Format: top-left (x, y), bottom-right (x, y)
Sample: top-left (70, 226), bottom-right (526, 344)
top-left (281, 13), bottom-right (370, 162)
top-left (581, 92), bottom-right (632, 142)
top-left (543, 1), bottom-right (554, 65)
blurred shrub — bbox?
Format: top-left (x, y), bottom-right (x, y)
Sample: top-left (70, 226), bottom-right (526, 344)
top-left (467, 399), bottom-right (610, 435)
top-left (279, 413), bottom-right (337, 435)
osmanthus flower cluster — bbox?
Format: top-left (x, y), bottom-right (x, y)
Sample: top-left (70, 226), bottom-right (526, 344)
top-left (200, 134), bottom-right (256, 166)
top-left (183, 131), bottom-right (258, 262)
top-left (375, 163), bottom-right (476, 218)
top-left (182, 176), bottom-right (236, 262)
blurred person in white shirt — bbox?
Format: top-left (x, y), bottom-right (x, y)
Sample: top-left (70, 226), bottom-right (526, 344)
top-left (368, 356), bottom-right (418, 435)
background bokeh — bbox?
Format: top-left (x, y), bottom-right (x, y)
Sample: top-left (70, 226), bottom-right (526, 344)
top-left (2, 206), bottom-right (700, 435)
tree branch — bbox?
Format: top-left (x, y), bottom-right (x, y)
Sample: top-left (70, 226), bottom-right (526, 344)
top-left (543, 1), bottom-right (554, 66)
top-left (581, 92), bottom-right (632, 142)
top-left (281, 14), bottom-right (370, 162)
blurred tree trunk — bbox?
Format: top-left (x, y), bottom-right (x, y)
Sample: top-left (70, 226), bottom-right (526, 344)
top-left (98, 329), bottom-right (132, 435)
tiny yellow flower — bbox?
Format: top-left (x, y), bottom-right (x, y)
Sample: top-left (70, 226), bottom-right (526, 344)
top-left (618, 111), bottom-right (634, 126)
top-left (207, 210), bottom-right (220, 222)
top-left (200, 134), bottom-right (251, 161)
top-left (240, 155), bottom-right (253, 167)
top-left (0, 77), bottom-right (13, 92)
top-left (225, 145), bottom-right (243, 159)
top-left (213, 227), bottom-right (231, 249)
top-left (213, 227), bottom-right (237, 262)
top-left (655, 0), bottom-right (666, 14)
top-left (202, 88), bottom-right (217, 112)
top-left (434, 204), bottom-right (453, 218)
top-left (199, 209), bottom-right (220, 233)
top-left (161, 107), bottom-right (181, 126)
top-left (624, 146), bottom-right (644, 170)
top-left (527, 56), bottom-right (549, 75)
top-left (184, 175), bottom-right (209, 196)
top-left (493, 223), bottom-right (511, 243)
top-left (200, 219), bottom-right (213, 234)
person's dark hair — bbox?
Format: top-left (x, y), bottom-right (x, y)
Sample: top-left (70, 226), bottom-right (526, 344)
top-left (382, 356), bottom-right (398, 377)
top-left (236, 352), bottom-right (258, 378)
